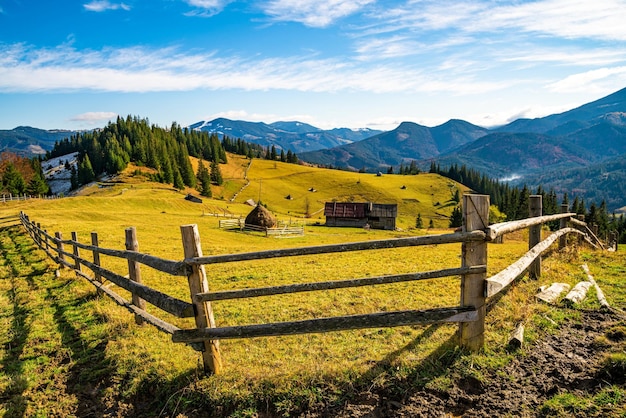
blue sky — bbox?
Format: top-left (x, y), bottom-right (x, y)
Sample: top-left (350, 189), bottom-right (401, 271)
top-left (1, 0), bottom-right (626, 131)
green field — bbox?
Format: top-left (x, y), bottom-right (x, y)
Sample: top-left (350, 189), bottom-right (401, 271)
top-left (0, 157), bottom-right (624, 417)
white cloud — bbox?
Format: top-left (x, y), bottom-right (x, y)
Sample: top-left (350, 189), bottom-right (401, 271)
top-left (363, 0), bottom-right (626, 42)
top-left (262, 0), bottom-right (375, 27)
top-left (183, 0), bottom-right (233, 17)
top-left (70, 111), bottom-right (119, 122)
top-left (499, 48), bottom-right (626, 67)
top-left (83, 1), bottom-right (130, 12)
top-left (0, 43), bottom-right (510, 95)
top-left (547, 66), bottom-right (626, 93)
top-left (476, 0), bottom-right (626, 41)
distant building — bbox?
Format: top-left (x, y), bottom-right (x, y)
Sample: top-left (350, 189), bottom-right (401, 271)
top-left (324, 202), bottom-right (397, 230)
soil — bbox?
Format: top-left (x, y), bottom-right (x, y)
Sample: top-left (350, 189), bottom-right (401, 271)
top-left (304, 309), bottom-right (625, 418)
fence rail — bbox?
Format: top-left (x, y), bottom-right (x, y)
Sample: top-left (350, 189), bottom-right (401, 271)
top-left (16, 194), bottom-right (601, 375)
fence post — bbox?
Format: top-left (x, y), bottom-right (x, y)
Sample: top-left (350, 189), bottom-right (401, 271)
top-left (91, 232), bottom-right (103, 295)
top-left (35, 223), bottom-right (42, 248)
top-left (71, 232), bottom-right (82, 272)
top-left (180, 224), bottom-right (223, 375)
top-left (559, 204), bottom-right (568, 249)
top-left (55, 232), bottom-right (66, 268)
top-left (459, 194), bottom-right (489, 352)
top-left (528, 195), bottom-right (542, 279)
top-left (43, 229), bottom-right (49, 252)
top-left (125, 227), bottom-right (146, 325)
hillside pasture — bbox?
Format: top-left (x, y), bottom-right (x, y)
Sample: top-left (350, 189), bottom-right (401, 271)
top-left (1, 161), bottom-right (624, 417)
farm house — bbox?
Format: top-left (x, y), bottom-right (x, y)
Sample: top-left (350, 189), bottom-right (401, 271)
top-left (324, 202), bottom-right (397, 230)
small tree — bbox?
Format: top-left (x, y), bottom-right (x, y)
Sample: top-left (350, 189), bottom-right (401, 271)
top-left (210, 160), bottom-right (223, 185)
top-left (449, 205), bottom-right (463, 228)
top-left (428, 219), bottom-right (434, 229)
top-left (415, 213), bottom-right (423, 228)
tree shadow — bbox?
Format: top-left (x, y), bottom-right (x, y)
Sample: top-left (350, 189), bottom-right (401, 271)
top-left (44, 284), bottom-right (115, 418)
top-left (0, 230), bottom-right (33, 417)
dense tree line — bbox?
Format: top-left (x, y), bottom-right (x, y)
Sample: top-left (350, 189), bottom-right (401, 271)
top-left (47, 116), bottom-right (299, 192)
top-left (429, 162), bottom-right (626, 243)
top-left (0, 151), bottom-right (49, 196)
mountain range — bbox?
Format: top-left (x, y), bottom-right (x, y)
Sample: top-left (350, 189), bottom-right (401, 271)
top-left (2, 87), bottom-right (626, 211)
top-left (189, 118), bottom-right (383, 153)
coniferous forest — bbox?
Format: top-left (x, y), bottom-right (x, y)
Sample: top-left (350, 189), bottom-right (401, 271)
top-left (45, 115), bottom-right (293, 193)
top-left (428, 162), bottom-right (626, 243)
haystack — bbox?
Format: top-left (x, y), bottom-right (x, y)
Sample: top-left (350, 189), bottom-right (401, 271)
top-left (245, 204), bottom-right (276, 228)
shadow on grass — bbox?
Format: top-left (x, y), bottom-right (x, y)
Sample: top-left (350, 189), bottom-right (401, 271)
top-left (45, 283), bottom-right (115, 417)
top-left (356, 324), bottom-right (462, 397)
top-left (0, 226), bottom-right (33, 418)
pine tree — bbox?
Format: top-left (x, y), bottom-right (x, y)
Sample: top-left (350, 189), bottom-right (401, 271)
top-left (2, 163), bottom-right (27, 195)
top-left (78, 154), bottom-right (95, 185)
top-left (210, 160), bottom-right (223, 185)
top-left (449, 205), bottom-right (463, 227)
top-left (196, 160), bottom-right (212, 197)
top-left (27, 173), bottom-right (49, 195)
top-left (173, 167), bottom-right (185, 190)
top-left (415, 213), bottom-right (423, 228)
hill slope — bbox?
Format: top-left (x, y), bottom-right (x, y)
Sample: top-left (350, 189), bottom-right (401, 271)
top-left (0, 126), bottom-right (77, 155)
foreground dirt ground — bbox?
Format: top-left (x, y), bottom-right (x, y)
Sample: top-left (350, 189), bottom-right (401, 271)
top-left (308, 309), bottom-right (626, 417)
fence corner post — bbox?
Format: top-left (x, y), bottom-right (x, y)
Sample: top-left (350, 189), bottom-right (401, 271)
top-left (529, 195), bottom-right (542, 279)
top-left (459, 194), bottom-right (488, 352)
top-left (180, 224), bottom-right (223, 375)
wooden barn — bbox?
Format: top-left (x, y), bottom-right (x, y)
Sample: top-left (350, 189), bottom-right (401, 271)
top-left (324, 202), bottom-right (397, 230)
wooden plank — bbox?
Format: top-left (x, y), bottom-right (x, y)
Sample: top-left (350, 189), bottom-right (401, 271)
top-left (563, 281), bottom-right (592, 306)
top-left (486, 213), bottom-right (575, 241)
top-left (73, 269), bottom-right (180, 335)
top-left (459, 194), bottom-right (489, 351)
top-left (172, 306), bottom-right (478, 342)
top-left (186, 230), bottom-right (486, 266)
top-left (581, 264), bottom-right (610, 309)
top-left (79, 258), bottom-right (195, 318)
top-left (69, 240), bottom-right (188, 276)
top-left (196, 265), bottom-right (486, 302)
top-left (536, 283), bottom-right (570, 304)
top-left (181, 224), bottom-right (223, 375)
top-left (485, 228), bottom-right (584, 297)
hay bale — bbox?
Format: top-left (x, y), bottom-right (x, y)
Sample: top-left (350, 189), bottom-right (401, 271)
top-left (245, 204), bottom-right (276, 228)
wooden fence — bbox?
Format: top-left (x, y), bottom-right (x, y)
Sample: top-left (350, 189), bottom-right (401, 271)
top-left (218, 218), bottom-right (305, 237)
top-left (2, 193), bottom-right (62, 203)
top-left (17, 194), bottom-right (596, 375)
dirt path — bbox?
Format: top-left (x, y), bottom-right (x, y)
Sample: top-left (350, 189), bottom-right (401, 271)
top-left (312, 309), bottom-right (625, 417)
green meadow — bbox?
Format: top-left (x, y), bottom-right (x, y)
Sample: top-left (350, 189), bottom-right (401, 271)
top-left (0, 155), bottom-right (624, 417)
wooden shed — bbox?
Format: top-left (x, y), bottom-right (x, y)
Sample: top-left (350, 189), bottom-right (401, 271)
top-left (324, 202), bottom-right (397, 230)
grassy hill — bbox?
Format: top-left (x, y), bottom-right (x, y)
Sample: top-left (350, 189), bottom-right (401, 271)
top-left (1, 156), bottom-right (624, 417)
